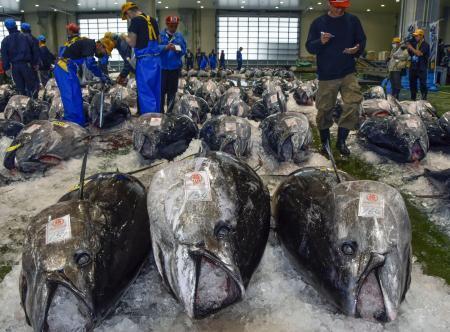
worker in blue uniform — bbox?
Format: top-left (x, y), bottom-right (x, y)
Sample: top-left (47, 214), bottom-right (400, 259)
top-left (20, 22), bottom-right (41, 96)
top-left (97, 32), bottom-right (133, 85)
top-left (37, 35), bottom-right (56, 86)
top-left (199, 52), bottom-right (209, 71)
top-left (236, 47), bottom-right (243, 71)
top-left (54, 23), bottom-right (109, 126)
top-left (209, 50), bottom-right (217, 70)
top-left (220, 50), bottom-right (226, 69)
top-left (0, 19), bottom-right (39, 97)
top-left (160, 15), bottom-right (186, 112)
top-left (121, 2), bottom-right (162, 114)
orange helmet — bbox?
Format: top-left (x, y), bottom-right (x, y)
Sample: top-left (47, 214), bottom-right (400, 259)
top-left (329, 0), bottom-right (350, 8)
top-left (166, 16), bottom-right (180, 25)
top-left (66, 23), bottom-right (80, 34)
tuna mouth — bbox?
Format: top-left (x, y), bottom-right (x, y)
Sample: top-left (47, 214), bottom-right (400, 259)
top-left (410, 142), bottom-right (425, 161)
top-left (356, 268), bottom-right (387, 322)
top-left (39, 154), bottom-right (62, 166)
top-left (46, 285), bottom-right (93, 331)
top-left (374, 111), bottom-right (390, 117)
top-left (193, 255), bottom-right (242, 318)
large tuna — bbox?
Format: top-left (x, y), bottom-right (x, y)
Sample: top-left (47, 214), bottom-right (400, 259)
top-left (196, 80), bottom-right (221, 108)
top-left (172, 94), bottom-right (209, 124)
top-left (4, 120), bottom-right (89, 173)
top-left (132, 113), bottom-right (198, 162)
top-left (89, 86), bottom-right (131, 129)
top-left (260, 112), bottom-right (312, 163)
top-left (20, 172), bottom-right (151, 331)
top-left (274, 167), bottom-right (412, 322)
top-left (148, 152), bottom-right (271, 318)
top-left (200, 115), bottom-right (252, 157)
top-left (358, 114), bottom-right (429, 162)
top-left (0, 84), bottom-right (15, 112)
top-left (4, 95), bottom-right (50, 124)
top-left (250, 83), bottom-right (286, 120)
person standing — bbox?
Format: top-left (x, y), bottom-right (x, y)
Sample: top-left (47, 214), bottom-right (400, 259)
top-left (160, 16), bottom-right (187, 112)
top-left (209, 49), bottom-right (217, 70)
top-left (97, 32), bottom-right (133, 85)
top-left (20, 22), bottom-right (40, 97)
top-left (195, 48), bottom-right (202, 69)
top-left (305, 0), bottom-right (366, 156)
top-left (236, 47), bottom-right (243, 71)
top-left (1, 19), bottom-right (39, 97)
top-left (388, 37), bottom-right (408, 99)
top-left (121, 2), bottom-right (162, 114)
top-left (220, 50), bottom-right (226, 69)
top-left (54, 23), bottom-right (109, 126)
top-left (37, 35), bottom-right (56, 86)
top-left (407, 29), bottom-right (430, 101)
top-left (185, 49), bottom-right (194, 70)
top-left (199, 52), bottom-right (208, 71)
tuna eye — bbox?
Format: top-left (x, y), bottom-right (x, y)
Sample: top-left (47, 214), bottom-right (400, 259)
top-left (341, 242), bottom-right (357, 256)
top-left (74, 250), bottom-right (91, 267)
top-left (214, 222), bottom-right (231, 240)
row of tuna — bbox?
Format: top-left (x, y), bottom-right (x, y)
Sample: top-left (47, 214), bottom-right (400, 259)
top-left (21, 151), bottom-right (413, 331)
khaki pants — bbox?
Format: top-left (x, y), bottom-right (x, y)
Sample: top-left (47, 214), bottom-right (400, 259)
top-left (315, 73), bottom-right (363, 130)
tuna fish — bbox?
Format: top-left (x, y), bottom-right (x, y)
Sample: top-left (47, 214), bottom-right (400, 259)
top-left (0, 84), bottom-right (15, 112)
top-left (42, 79), bottom-right (59, 104)
top-left (4, 95), bottom-right (50, 124)
top-left (20, 172), bottom-right (151, 331)
top-left (196, 81), bottom-right (222, 108)
top-left (363, 86), bottom-right (386, 100)
top-left (212, 87), bottom-right (250, 117)
top-left (132, 113), bottom-right (198, 162)
top-left (89, 86), bottom-right (131, 129)
top-left (358, 114), bottom-right (429, 162)
top-left (200, 115), bottom-right (252, 157)
top-left (4, 120), bottom-right (89, 173)
top-left (274, 167), bottom-right (412, 322)
top-left (260, 112), bottom-right (312, 163)
top-left (148, 152), bottom-right (271, 318)
top-left (250, 83), bottom-right (286, 120)
top-left (172, 94), bottom-right (210, 124)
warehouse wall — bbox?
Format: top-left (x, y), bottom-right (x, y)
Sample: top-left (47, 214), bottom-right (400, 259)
top-left (299, 10), bottom-right (398, 57)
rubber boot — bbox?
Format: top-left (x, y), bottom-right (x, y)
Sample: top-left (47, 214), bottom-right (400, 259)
top-left (336, 127), bottom-right (351, 156)
top-left (319, 129), bottom-right (331, 155)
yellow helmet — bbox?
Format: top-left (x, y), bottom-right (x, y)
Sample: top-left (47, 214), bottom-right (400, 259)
top-left (121, 2), bottom-right (138, 20)
top-left (392, 37), bottom-right (401, 43)
top-left (413, 29), bottom-right (425, 37)
top-left (99, 37), bottom-right (116, 55)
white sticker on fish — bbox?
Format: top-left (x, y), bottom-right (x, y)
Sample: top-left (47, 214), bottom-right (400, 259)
top-left (405, 119), bottom-right (419, 128)
top-left (358, 193), bottom-right (385, 218)
top-left (284, 118), bottom-right (298, 127)
top-left (225, 122), bottom-right (237, 132)
top-left (270, 94), bottom-right (278, 104)
top-left (46, 215), bottom-right (72, 245)
top-left (184, 171), bottom-right (212, 201)
top-left (150, 117), bottom-right (162, 127)
top-left (23, 124), bottom-right (41, 135)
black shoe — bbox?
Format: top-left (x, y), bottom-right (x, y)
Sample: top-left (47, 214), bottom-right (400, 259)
top-left (319, 129), bottom-right (331, 155)
top-left (336, 127), bottom-right (350, 156)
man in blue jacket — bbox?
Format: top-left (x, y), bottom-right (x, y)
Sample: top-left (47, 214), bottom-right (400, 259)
top-left (122, 2), bottom-right (162, 114)
top-left (306, 0), bottom-right (366, 156)
top-left (220, 50), bottom-right (226, 69)
top-left (236, 47), bottom-right (243, 70)
top-left (209, 50), bottom-right (217, 70)
top-left (54, 23), bottom-right (110, 126)
top-left (97, 32), bottom-right (133, 85)
top-left (20, 22), bottom-right (41, 97)
top-left (1, 19), bottom-right (39, 97)
top-left (37, 35), bottom-right (56, 86)
top-left (160, 16), bottom-right (186, 112)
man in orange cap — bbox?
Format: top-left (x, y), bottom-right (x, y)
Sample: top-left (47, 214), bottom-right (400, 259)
top-left (160, 15), bottom-right (186, 112)
top-left (306, 0), bottom-right (366, 156)
top-left (121, 2), bottom-right (162, 114)
top-left (407, 29), bottom-right (430, 100)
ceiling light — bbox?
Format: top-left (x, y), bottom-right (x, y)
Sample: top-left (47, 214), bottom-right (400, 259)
top-left (77, 3), bottom-right (81, 6)
top-left (114, 2), bottom-right (118, 4)
top-left (366, 8), bottom-right (371, 12)
top-left (280, 1), bottom-right (284, 4)
top-left (381, 4), bottom-right (385, 7)
top-left (165, 6), bottom-right (169, 9)
top-left (396, 0), bottom-right (400, 2)
top-left (20, 9), bottom-right (24, 12)
top-left (197, 0), bottom-right (201, 3)
top-left (318, 2), bottom-right (322, 4)
top-left (309, 6), bottom-right (314, 10)
top-left (241, 6), bottom-right (244, 8)
top-left (53, 8), bottom-right (57, 11)
top-left (0, 5), bottom-right (3, 8)
top-left (92, 7), bottom-right (96, 10)
top-left (157, 1), bottom-right (161, 3)
top-left (35, 4), bottom-right (39, 6)
top-left (200, 6), bottom-right (204, 8)
top-left (275, 6), bottom-right (279, 9)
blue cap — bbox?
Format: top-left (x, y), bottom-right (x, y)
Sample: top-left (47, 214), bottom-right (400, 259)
top-left (21, 22), bottom-right (31, 32)
top-left (4, 19), bottom-right (16, 30)
top-left (37, 35), bottom-right (46, 42)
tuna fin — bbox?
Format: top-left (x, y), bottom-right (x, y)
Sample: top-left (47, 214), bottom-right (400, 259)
top-left (79, 150), bottom-right (89, 200)
top-left (325, 141), bottom-right (341, 183)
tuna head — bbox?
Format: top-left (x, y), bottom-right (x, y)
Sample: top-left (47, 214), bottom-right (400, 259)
top-left (393, 115), bottom-right (429, 162)
top-left (148, 153), bottom-right (270, 318)
top-left (324, 181), bottom-right (412, 321)
top-left (20, 201), bottom-right (106, 332)
top-left (175, 95), bottom-right (209, 124)
top-left (438, 112), bottom-right (450, 137)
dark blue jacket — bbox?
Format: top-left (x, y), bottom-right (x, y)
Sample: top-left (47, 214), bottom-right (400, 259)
top-left (160, 29), bottom-right (187, 70)
top-left (209, 54), bottom-right (217, 68)
top-left (1, 28), bottom-right (39, 70)
top-left (306, 12), bottom-right (366, 81)
top-left (112, 35), bottom-right (133, 77)
top-left (237, 50), bottom-right (243, 62)
top-left (408, 40), bottom-right (430, 71)
top-left (200, 56), bottom-right (208, 70)
top-left (39, 44), bottom-right (56, 70)
top-left (23, 32), bottom-right (41, 65)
